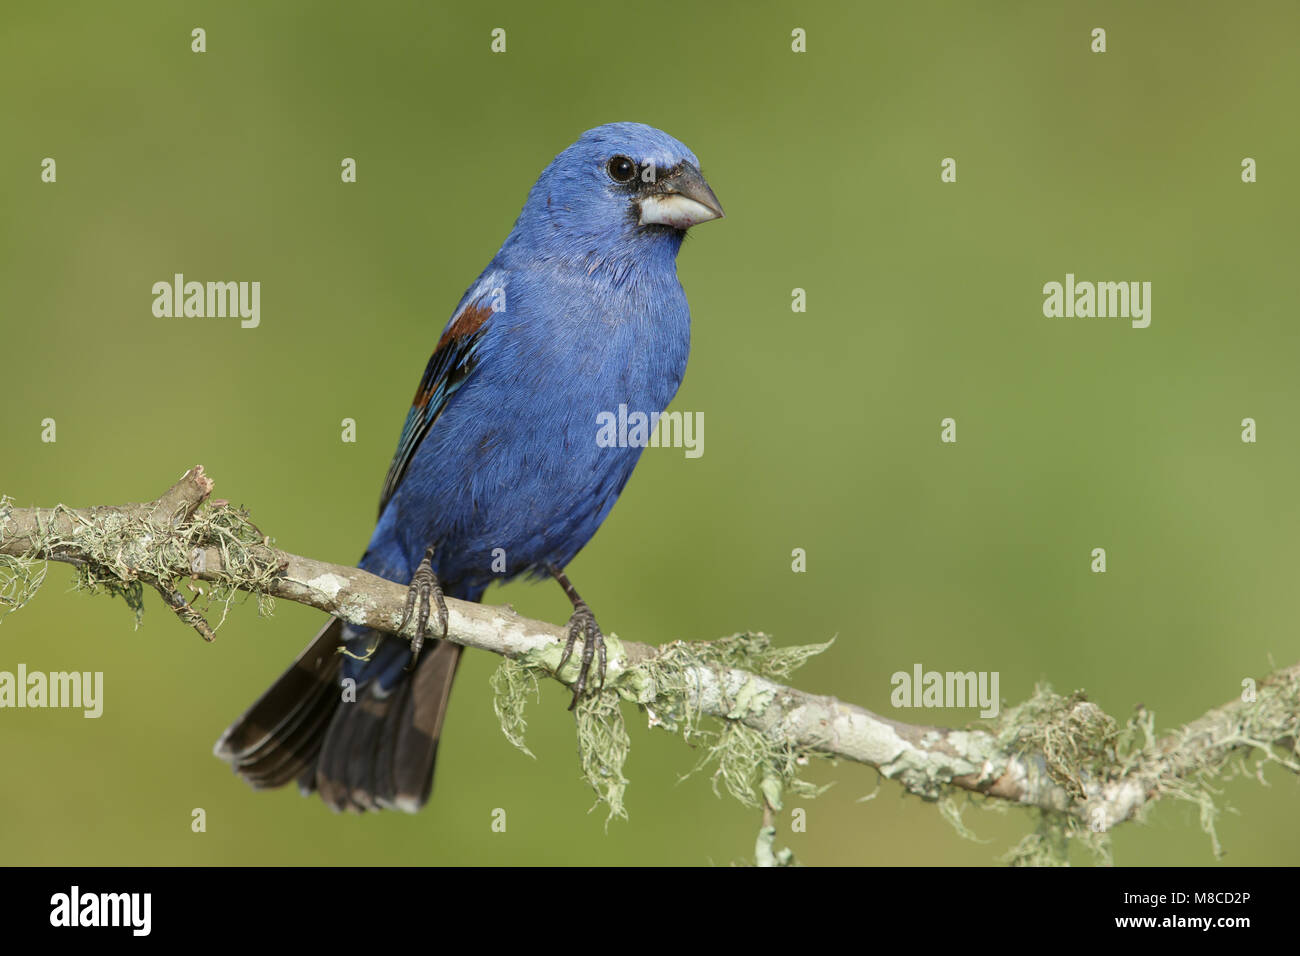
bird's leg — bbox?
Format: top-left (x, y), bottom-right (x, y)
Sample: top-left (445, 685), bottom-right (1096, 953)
top-left (399, 547), bottom-right (448, 669)
top-left (548, 565), bottom-right (607, 710)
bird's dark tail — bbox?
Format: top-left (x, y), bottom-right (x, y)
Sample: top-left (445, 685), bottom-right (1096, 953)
top-left (214, 619), bottom-right (461, 813)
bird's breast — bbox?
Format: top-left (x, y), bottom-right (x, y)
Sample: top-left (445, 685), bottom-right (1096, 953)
top-left (517, 267), bottom-right (689, 412)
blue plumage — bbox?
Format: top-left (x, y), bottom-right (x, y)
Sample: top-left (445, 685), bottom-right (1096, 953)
top-left (216, 122), bottom-right (723, 812)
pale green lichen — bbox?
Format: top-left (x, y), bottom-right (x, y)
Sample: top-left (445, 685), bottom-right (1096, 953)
top-left (633, 634), bottom-right (834, 810)
top-left (938, 792), bottom-right (991, 845)
top-left (754, 823), bottom-right (796, 867)
top-left (0, 495), bottom-right (47, 624)
top-left (0, 496), bottom-right (281, 632)
top-left (994, 686), bottom-right (1139, 800)
top-left (752, 773), bottom-right (798, 866)
top-left (1000, 810), bottom-right (1076, 867)
top-left (490, 631), bottom-right (834, 822)
top-left (491, 630), bottom-right (634, 823)
top-left (574, 687), bottom-right (631, 824)
top-left (977, 675), bottom-right (1300, 864)
top-left (490, 657), bottom-right (540, 759)
top-left (0, 554), bottom-right (46, 622)
top-left (883, 729), bottom-right (1001, 801)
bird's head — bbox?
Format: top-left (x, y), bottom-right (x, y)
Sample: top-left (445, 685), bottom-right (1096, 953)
top-left (503, 122), bottom-right (723, 273)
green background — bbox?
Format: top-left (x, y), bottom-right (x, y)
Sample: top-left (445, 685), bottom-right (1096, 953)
top-left (2, 0), bottom-right (1297, 865)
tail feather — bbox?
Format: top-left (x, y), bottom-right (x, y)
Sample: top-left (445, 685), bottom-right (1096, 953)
top-left (391, 640), bottom-right (461, 812)
top-left (315, 698), bottom-right (362, 811)
top-left (216, 619), bottom-right (461, 814)
top-left (214, 619), bottom-right (343, 786)
top-left (242, 684), bottom-right (340, 789)
top-left (369, 673), bottom-right (414, 808)
top-left (344, 692), bottom-right (392, 811)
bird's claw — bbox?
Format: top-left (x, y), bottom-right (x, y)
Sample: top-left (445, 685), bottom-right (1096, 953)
top-left (558, 600), bottom-right (606, 710)
top-left (399, 547), bottom-right (448, 669)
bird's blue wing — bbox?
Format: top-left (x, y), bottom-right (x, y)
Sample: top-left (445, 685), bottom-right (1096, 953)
top-left (378, 294), bottom-right (495, 516)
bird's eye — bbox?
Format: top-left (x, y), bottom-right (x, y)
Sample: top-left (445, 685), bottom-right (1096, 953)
top-left (606, 155), bottom-right (637, 183)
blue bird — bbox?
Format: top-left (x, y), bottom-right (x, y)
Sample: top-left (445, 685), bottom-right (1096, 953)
top-left (215, 122), bottom-right (723, 812)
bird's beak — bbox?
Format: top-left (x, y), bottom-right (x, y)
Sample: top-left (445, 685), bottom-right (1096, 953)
top-left (638, 163), bottom-right (724, 229)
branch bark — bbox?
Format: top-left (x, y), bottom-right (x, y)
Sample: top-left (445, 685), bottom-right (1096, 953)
top-left (2, 466), bottom-right (1296, 841)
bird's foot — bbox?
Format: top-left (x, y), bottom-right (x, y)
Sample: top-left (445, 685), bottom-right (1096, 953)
top-left (399, 547), bottom-right (448, 668)
top-left (558, 599), bottom-right (606, 711)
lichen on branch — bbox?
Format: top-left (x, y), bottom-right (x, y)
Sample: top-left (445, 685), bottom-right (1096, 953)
top-left (2, 465), bottom-right (1297, 864)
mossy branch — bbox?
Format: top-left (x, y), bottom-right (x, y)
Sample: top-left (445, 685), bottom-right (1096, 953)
top-left (2, 466), bottom-right (1297, 863)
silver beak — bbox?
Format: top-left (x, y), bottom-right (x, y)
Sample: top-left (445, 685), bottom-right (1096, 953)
top-left (638, 163), bottom-right (724, 229)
